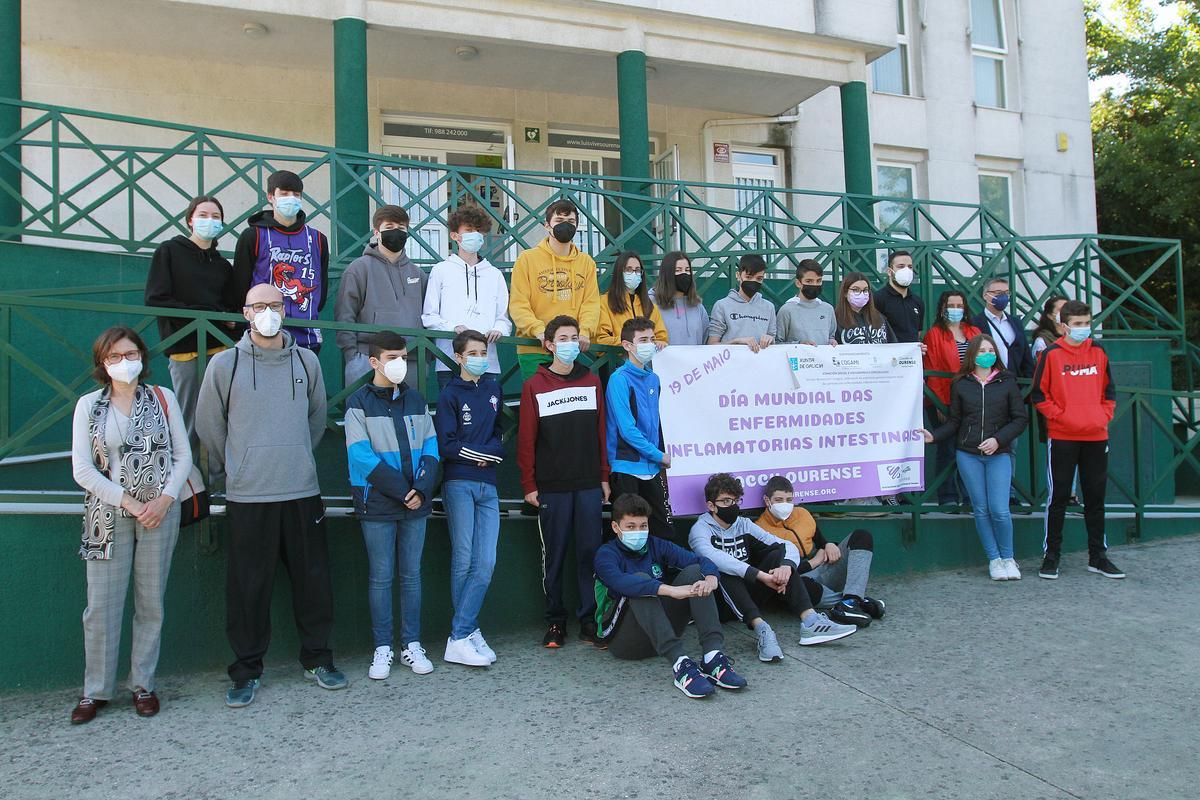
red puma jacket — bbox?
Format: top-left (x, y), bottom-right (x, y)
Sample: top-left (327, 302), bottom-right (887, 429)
top-left (1030, 338), bottom-right (1116, 441)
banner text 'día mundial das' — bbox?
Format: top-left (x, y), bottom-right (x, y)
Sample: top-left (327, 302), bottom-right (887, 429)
top-left (655, 344), bottom-right (925, 515)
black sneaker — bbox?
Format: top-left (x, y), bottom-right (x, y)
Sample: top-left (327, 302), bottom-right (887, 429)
top-left (881, 495), bottom-right (902, 507)
top-left (578, 621), bottom-right (607, 649)
top-left (1038, 554), bottom-right (1060, 580)
top-left (542, 623), bottom-right (566, 648)
top-left (1087, 557), bottom-right (1125, 579)
top-left (828, 597), bottom-right (872, 627)
top-left (860, 596), bottom-right (886, 619)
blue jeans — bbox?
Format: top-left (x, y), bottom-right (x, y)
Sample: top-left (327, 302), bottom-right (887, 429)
top-left (360, 518), bottom-right (427, 647)
top-left (955, 450), bottom-right (1014, 560)
top-left (444, 480), bottom-right (501, 640)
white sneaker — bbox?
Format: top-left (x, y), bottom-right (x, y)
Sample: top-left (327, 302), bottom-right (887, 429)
top-left (368, 646), bottom-right (393, 680)
top-left (989, 559), bottom-right (1008, 581)
top-left (400, 642), bottom-right (434, 675)
top-left (444, 636), bottom-right (491, 667)
top-left (1003, 558), bottom-right (1022, 580)
top-left (468, 629), bottom-right (497, 664)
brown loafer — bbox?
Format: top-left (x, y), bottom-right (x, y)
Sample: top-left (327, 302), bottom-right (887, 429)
top-left (132, 688), bottom-right (159, 717)
top-left (70, 697), bottom-right (108, 724)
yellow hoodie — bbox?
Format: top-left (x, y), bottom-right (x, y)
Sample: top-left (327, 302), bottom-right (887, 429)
top-left (508, 238), bottom-right (601, 355)
top-left (596, 292), bottom-right (669, 346)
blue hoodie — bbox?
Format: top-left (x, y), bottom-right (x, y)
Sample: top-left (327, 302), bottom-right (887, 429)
top-left (345, 381), bottom-right (439, 520)
top-left (605, 360), bottom-right (665, 477)
top-left (593, 535), bottom-right (718, 636)
top-left (435, 374), bottom-right (505, 485)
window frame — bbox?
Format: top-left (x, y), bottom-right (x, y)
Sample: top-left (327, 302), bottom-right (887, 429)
top-left (970, 0), bottom-right (1009, 109)
top-left (871, 0), bottom-right (912, 96)
top-left (874, 160), bottom-right (917, 237)
top-left (977, 170), bottom-right (1013, 227)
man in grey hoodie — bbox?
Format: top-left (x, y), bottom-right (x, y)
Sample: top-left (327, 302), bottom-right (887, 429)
top-left (777, 259), bottom-right (838, 345)
top-left (706, 254), bottom-right (777, 352)
top-left (334, 205), bottom-right (427, 388)
top-left (197, 283), bottom-right (346, 708)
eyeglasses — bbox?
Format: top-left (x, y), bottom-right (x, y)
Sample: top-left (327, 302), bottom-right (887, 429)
top-left (245, 302), bottom-right (285, 313)
top-left (623, 267), bottom-right (644, 274)
top-left (712, 497), bottom-right (739, 508)
top-left (104, 349), bottom-right (141, 365)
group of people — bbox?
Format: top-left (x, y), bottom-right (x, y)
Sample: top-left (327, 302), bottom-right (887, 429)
top-left (66, 170), bottom-right (1124, 721)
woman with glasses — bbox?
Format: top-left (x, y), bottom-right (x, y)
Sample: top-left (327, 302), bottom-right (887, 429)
top-left (596, 251), bottom-right (669, 347)
top-left (69, 326), bottom-right (192, 724)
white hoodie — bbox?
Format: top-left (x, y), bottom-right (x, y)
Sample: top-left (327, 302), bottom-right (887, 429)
top-left (421, 254), bottom-right (512, 373)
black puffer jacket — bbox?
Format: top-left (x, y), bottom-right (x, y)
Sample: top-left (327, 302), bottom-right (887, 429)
top-left (932, 370), bottom-right (1028, 454)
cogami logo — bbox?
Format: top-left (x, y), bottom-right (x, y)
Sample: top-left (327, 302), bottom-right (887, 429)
top-left (877, 460), bottom-right (921, 493)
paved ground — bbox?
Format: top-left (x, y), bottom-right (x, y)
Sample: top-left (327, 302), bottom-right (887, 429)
top-left (4, 536), bottom-right (1199, 800)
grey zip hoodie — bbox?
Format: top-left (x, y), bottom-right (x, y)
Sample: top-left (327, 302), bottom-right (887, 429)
top-left (196, 330), bottom-right (328, 503)
top-left (777, 296), bottom-right (837, 344)
top-left (707, 289), bottom-right (777, 343)
top-left (335, 244), bottom-right (428, 359)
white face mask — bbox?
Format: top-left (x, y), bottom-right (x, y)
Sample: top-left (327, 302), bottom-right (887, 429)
top-left (252, 308), bottom-right (283, 337)
top-left (382, 357), bottom-right (408, 385)
top-left (769, 501), bottom-right (794, 521)
top-left (105, 358), bottom-right (143, 385)
top-left (893, 266), bottom-right (914, 287)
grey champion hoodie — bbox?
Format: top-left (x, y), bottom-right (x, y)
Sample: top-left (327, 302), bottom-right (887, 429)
top-left (707, 289), bottom-right (777, 343)
top-left (196, 330), bottom-right (328, 503)
top-left (335, 243), bottom-right (428, 360)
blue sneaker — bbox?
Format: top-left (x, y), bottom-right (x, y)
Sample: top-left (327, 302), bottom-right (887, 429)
top-left (225, 678), bottom-right (259, 708)
top-left (701, 652), bottom-right (747, 690)
top-left (304, 665), bottom-right (348, 690)
top-left (673, 657), bottom-right (715, 699)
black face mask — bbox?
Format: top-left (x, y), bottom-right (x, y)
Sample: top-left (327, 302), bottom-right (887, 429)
top-left (740, 280), bottom-right (762, 298)
top-left (800, 285), bottom-right (822, 300)
top-left (551, 221), bottom-right (577, 244)
top-left (715, 504), bottom-right (741, 525)
top-left (674, 273), bottom-right (693, 294)
top-left (380, 228), bottom-right (409, 252)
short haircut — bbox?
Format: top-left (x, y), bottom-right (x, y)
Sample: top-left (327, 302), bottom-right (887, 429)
top-left (447, 204), bottom-right (493, 234)
top-left (1059, 300), bottom-right (1092, 324)
top-left (184, 195), bottom-right (224, 224)
top-left (796, 259), bottom-right (823, 280)
top-left (91, 325), bottom-right (151, 385)
top-left (267, 170), bottom-right (303, 195)
top-left (368, 331), bottom-right (408, 359)
top-left (738, 254), bottom-right (767, 276)
top-left (764, 475), bottom-right (794, 497)
top-left (544, 314), bottom-right (579, 342)
top-left (372, 204), bottom-right (410, 229)
top-left (983, 277), bottom-right (1009, 293)
top-left (704, 472), bottom-right (744, 503)
top-left (620, 316), bottom-right (656, 343)
top-left (612, 493), bottom-right (652, 523)
top-left (887, 250), bottom-right (911, 268)
top-left (545, 199), bottom-right (578, 224)
top-left (452, 329), bottom-right (488, 355)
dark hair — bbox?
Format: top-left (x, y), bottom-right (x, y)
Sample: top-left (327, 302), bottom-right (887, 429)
top-left (620, 316), bottom-right (656, 343)
top-left (545, 199), bottom-right (578, 224)
top-left (452, 329), bottom-right (488, 355)
top-left (184, 195), bottom-right (223, 226)
top-left (763, 475), bottom-right (794, 497)
top-left (933, 290), bottom-right (970, 332)
top-left (887, 250), bottom-right (911, 269)
top-left (704, 472), bottom-right (744, 503)
top-left (368, 331), bottom-right (408, 360)
top-left (653, 251), bottom-right (701, 309)
top-left (737, 254), bottom-right (767, 276)
top-left (606, 251), bottom-right (650, 316)
top-left (1059, 300), bottom-right (1091, 326)
top-left (91, 326), bottom-right (151, 386)
top-left (953, 333), bottom-right (1001, 382)
top-left (612, 493), bottom-right (652, 523)
top-left (372, 204), bottom-right (410, 229)
top-left (544, 314), bottom-right (579, 343)
top-left (1034, 294), bottom-right (1069, 344)
top-left (447, 204), bottom-right (493, 234)
top-left (835, 271), bottom-right (883, 329)
top-left (796, 259), bottom-right (823, 280)
top-left (267, 170), bottom-right (303, 195)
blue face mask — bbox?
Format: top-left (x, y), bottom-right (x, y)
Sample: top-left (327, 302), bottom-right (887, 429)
top-left (620, 529), bottom-right (649, 552)
top-left (1068, 326), bottom-right (1090, 343)
top-left (623, 271), bottom-right (643, 291)
top-left (464, 355), bottom-right (489, 376)
top-left (192, 217), bottom-right (223, 241)
top-left (274, 194), bottom-right (302, 218)
top-left (945, 307), bottom-right (964, 324)
top-left (634, 342), bottom-right (657, 364)
top-left (458, 231), bottom-right (485, 253)
top-left (553, 341), bottom-right (580, 364)
top-left (991, 292), bottom-right (1010, 312)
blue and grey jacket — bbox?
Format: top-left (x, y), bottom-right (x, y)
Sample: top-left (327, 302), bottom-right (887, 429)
top-left (345, 381), bottom-right (439, 520)
top-left (605, 360), bottom-right (665, 477)
top-left (435, 374), bottom-right (505, 485)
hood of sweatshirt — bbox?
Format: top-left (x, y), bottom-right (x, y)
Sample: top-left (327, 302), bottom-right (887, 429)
top-left (247, 208), bottom-right (309, 233)
top-left (164, 233), bottom-right (225, 264)
top-left (359, 242), bottom-right (416, 271)
top-left (723, 288), bottom-right (770, 306)
top-left (233, 329), bottom-right (311, 400)
top-left (535, 360), bottom-right (591, 383)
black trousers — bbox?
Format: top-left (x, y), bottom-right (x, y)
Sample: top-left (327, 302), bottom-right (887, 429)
top-left (717, 545), bottom-right (822, 628)
top-left (225, 495), bottom-right (334, 683)
top-left (1045, 439), bottom-right (1109, 560)
top-left (607, 564), bottom-right (724, 663)
top-left (608, 471), bottom-right (676, 543)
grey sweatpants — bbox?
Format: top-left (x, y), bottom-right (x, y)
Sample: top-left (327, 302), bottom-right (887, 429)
top-left (607, 564), bottom-right (724, 663)
top-left (801, 530), bottom-right (874, 607)
top-left (82, 504), bottom-right (180, 699)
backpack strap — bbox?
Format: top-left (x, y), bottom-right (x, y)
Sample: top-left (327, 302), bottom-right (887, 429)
top-left (222, 347), bottom-right (240, 413)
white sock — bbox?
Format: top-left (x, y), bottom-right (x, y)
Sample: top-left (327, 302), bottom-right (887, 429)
top-left (673, 655), bottom-right (687, 672)
top-left (704, 650), bottom-right (720, 663)
top-left (752, 619), bottom-right (768, 631)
